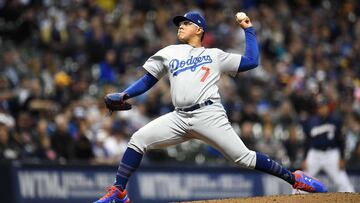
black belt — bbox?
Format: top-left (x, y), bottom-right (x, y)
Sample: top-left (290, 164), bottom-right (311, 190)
top-left (313, 147), bottom-right (334, 151)
top-left (177, 100), bottom-right (213, 112)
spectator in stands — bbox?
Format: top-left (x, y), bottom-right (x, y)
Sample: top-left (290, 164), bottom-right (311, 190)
top-left (1, 49), bottom-right (23, 88)
top-left (283, 125), bottom-right (304, 169)
top-left (348, 140), bottom-right (360, 170)
top-left (103, 120), bottom-right (128, 163)
top-left (0, 119), bottom-right (20, 160)
top-left (256, 124), bottom-right (287, 163)
top-left (97, 49), bottom-right (119, 84)
top-left (35, 119), bottom-right (56, 161)
top-left (74, 116), bottom-right (95, 161)
top-left (51, 115), bottom-right (74, 161)
top-left (344, 113), bottom-right (360, 160)
top-left (13, 111), bottom-right (39, 159)
top-left (240, 121), bottom-right (256, 151)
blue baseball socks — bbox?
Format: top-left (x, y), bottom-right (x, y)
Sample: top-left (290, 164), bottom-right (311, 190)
top-left (114, 147), bottom-right (143, 190)
top-left (114, 149), bottom-right (295, 189)
top-left (255, 152), bottom-right (295, 185)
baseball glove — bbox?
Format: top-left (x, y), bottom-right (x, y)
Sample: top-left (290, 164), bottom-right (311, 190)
top-left (104, 92), bottom-right (132, 112)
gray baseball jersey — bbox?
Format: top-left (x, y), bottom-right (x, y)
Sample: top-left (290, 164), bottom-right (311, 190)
top-left (128, 44), bottom-right (257, 169)
top-left (143, 44), bottom-right (241, 108)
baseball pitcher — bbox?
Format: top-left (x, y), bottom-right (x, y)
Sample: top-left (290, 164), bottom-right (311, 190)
top-left (94, 11), bottom-right (327, 203)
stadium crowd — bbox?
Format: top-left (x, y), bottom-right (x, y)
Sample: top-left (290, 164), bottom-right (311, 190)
top-left (0, 0), bottom-right (359, 169)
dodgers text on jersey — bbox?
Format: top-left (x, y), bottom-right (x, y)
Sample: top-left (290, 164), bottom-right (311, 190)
top-left (169, 55), bottom-right (213, 76)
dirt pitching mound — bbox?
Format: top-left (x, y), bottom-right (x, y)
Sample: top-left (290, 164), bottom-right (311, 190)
top-left (181, 192), bottom-right (360, 203)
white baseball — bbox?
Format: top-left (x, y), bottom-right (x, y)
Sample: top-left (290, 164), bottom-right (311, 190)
top-left (236, 12), bottom-right (247, 21)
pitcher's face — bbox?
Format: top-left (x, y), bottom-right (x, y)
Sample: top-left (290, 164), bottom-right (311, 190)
top-left (177, 21), bottom-right (202, 42)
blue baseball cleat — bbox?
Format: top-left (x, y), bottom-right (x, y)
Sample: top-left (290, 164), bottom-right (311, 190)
top-left (94, 185), bottom-right (130, 203)
top-left (292, 170), bottom-right (327, 193)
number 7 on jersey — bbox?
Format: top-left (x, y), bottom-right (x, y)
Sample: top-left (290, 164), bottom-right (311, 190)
top-left (200, 67), bottom-right (210, 82)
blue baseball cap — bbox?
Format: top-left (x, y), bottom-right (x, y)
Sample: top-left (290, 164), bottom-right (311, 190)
top-left (173, 11), bottom-right (207, 31)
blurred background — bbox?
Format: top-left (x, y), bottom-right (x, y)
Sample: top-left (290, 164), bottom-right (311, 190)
top-left (0, 0), bottom-right (359, 202)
